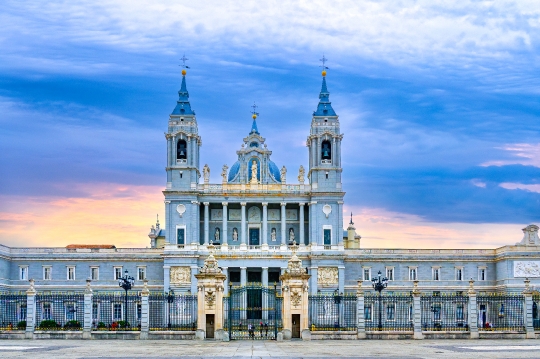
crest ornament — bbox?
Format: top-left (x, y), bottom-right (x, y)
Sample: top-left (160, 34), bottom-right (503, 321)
top-left (205, 290), bottom-right (216, 308)
top-left (170, 267), bottom-right (191, 284)
top-left (318, 267), bottom-right (338, 285)
top-left (291, 290), bottom-right (301, 307)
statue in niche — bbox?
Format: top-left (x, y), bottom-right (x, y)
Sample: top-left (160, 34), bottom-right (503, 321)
top-left (289, 228), bottom-right (295, 244)
top-left (203, 164), bottom-right (210, 183)
top-left (250, 160), bottom-right (258, 184)
top-left (232, 227), bottom-right (238, 241)
top-left (221, 164), bottom-right (228, 182)
top-left (271, 228), bottom-right (277, 241)
top-left (214, 228), bottom-right (220, 243)
top-left (298, 165), bottom-right (305, 184)
top-left (280, 166), bottom-right (287, 183)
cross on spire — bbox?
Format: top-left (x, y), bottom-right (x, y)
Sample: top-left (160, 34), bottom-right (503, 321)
top-left (319, 54), bottom-right (329, 70)
top-left (179, 54), bottom-right (190, 69)
top-left (251, 102), bottom-right (259, 117)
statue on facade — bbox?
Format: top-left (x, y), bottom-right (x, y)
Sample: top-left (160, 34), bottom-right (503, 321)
top-left (250, 160), bottom-right (258, 184)
top-left (289, 228), bottom-right (295, 244)
top-left (298, 165), bottom-right (305, 184)
top-left (221, 164), bottom-right (228, 182)
top-left (280, 165), bottom-right (287, 183)
top-left (203, 164), bottom-right (210, 183)
top-left (271, 228), bottom-right (277, 241)
top-left (214, 228), bottom-right (220, 243)
top-left (232, 228), bottom-right (238, 241)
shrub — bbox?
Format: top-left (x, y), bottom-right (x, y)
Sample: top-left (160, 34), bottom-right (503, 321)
top-left (39, 319), bottom-right (60, 330)
top-left (64, 320), bottom-right (81, 330)
top-left (117, 320), bottom-right (130, 329)
top-left (16, 321), bottom-right (26, 330)
top-left (97, 322), bottom-right (106, 329)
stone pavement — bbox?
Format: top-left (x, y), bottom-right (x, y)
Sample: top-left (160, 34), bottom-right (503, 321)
top-left (1, 339), bottom-right (540, 358)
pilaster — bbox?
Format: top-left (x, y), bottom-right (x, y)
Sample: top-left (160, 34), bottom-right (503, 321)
top-left (467, 279), bottom-right (479, 339)
top-left (412, 280), bottom-right (423, 340)
top-left (140, 280), bottom-right (150, 339)
top-left (83, 279), bottom-right (92, 339)
top-left (25, 279), bottom-right (36, 339)
top-left (523, 278), bottom-right (535, 339)
top-left (356, 281), bottom-right (366, 339)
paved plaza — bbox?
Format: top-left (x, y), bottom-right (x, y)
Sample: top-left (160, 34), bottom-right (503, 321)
top-left (1, 339), bottom-right (540, 358)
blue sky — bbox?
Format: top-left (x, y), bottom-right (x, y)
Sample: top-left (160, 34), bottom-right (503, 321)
top-left (0, 1), bottom-right (539, 248)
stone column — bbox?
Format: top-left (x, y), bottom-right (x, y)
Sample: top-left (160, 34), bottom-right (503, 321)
top-left (222, 202), bottom-right (228, 247)
top-left (240, 267), bottom-right (247, 286)
top-left (337, 201), bottom-right (344, 248)
top-left (412, 280), bottom-right (423, 340)
top-left (467, 279), bottom-right (479, 339)
top-left (262, 202), bottom-right (268, 248)
top-left (262, 267), bottom-right (269, 287)
top-left (191, 266), bottom-right (199, 294)
top-left (332, 137), bottom-right (336, 165)
top-left (240, 267), bottom-right (247, 320)
top-left (338, 266), bottom-right (345, 294)
top-left (191, 201), bottom-right (200, 247)
top-left (204, 202), bottom-right (210, 245)
top-left (299, 203), bottom-right (305, 245)
top-left (310, 267), bottom-right (318, 295)
top-left (523, 278), bottom-right (535, 339)
top-left (223, 267), bottom-right (229, 296)
top-left (357, 281), bottom-right (366, 339)
top-left (196, 282), bottom-right (205, 339)
top-left (140, 280), bottom-right (150, 339)
top-left (83, 279), bottom-right (92, 339)
top-left (240, 202), bottom-right (247, 249)
top-left (280, 202), bottom-right (287, 248)
top-left (262, 267), bottom-right (269, 320)
top-left (25, 279), bottom-right (36, 339)
top-left (163, 266), bottom-right (170, 292)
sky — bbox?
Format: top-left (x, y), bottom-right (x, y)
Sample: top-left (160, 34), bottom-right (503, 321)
top-left (0, 0), bottom-right (539, 249)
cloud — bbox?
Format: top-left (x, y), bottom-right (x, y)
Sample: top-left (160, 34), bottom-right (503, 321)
top-left (482, 143), bottom-right (540, 168)
top-left (500, 182), bottom-right (540, 193)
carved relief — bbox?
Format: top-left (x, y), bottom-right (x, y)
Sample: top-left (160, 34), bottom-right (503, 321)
top-left (205, 289), bottom-right (216, 308)
top-left (229, 209), bottom-right (241, 221)
top-left (285, 209), bottom-right (297, 221)
top-left (170, 267), bottom-right (191, 284)
top-left (268, 209), bottom-right (280, 221)
top-left (514, 261), bottom-right (540, 277)
top-left (291, 290), bottom-right (301, 308)
top-left (318, 267), bottom-right (338, 285)
top-left (210, 209), bottom-right (223, 220)
top-left (248, 206), bottom-right (261, 222)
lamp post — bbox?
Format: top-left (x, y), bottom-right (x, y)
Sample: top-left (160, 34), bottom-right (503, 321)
top-left (371, 270), bottom-right (388, 330)
top-left (333, 289), bottom-right (343, 329)
top-left (118, 269), bottom-right (135, 329)
top-left (167, 287), bottom-right (175, 329)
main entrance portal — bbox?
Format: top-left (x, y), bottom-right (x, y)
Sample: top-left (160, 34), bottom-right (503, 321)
top-left (225, 285), bottom-right (282, 340)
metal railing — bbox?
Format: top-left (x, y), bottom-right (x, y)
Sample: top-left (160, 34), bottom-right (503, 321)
top-left (35, 293), bottom-right (84, 331)
top-left (421, 293), bottom-right (469, 331)
top-left (91, 292), bottom-right (141, 331)
top-left (365, 293), bottom-right (414, 332)
top-left (533, 295), bottom-right (540, 331)
top-left (148, 293), bottom-right (197, 331)
top-left (308, 294), bottom-right (357, 331)
top-left (0, 292), bottom-right (27, 330)
top-left (477, 293), bottom-right (524, 332)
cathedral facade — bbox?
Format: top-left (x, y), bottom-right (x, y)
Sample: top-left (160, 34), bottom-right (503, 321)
top-left (1, 69), bottom-right (539, 297)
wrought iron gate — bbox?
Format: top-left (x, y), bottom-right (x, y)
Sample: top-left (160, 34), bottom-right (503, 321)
top-left (224, 285), bottom-right (282, 340)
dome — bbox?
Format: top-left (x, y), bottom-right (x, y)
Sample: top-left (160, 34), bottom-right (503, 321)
top-left (269, 161), bottom-right (281, 182)
top-left (228, 161), bottom-right (241, 182)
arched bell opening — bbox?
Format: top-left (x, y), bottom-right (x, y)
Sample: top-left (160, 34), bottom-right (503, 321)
top-left (177, 139), bottom-right (187, 162)
top-left (321, 140), bottom-right (332, 162)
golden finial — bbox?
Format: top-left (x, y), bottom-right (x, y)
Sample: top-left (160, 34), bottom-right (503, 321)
top-left (179, 54), bottom-right (189, 76)
top-left (320, 54), bottom-right (328, 77)
top-left (251, 102), bottom-right (259, 119)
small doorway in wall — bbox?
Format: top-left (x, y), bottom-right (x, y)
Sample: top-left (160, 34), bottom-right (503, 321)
top-left (292, 314), bottom-right (301, 338)
top-left (206, 314), bottom-right (215, 339)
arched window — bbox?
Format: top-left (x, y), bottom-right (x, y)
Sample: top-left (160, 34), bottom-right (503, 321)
top-left (177, 140), bottom-right (187, 161)
top-left (321, 140), bottom-right (331, 161)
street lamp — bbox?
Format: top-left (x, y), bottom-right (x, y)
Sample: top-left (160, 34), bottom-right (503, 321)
top-left (167, 287), bottom-right (175, 329)
top-left (371, 270), bottom-right (388, 330)
top-left (118, 269), bottom-right (135, 329)
top-left (333, 289), bottom-right (343, 329)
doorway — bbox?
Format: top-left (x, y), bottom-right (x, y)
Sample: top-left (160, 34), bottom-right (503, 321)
top-left (249, 228), bottom-right (260, 245)
top-left (206, 314), bottom-right (215, 339)
top-left (292, 314), bottom-right (301, 338)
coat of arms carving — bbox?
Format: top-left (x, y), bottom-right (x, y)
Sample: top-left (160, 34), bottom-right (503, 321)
top-left (170, 267), bottom-right (191, 284)
top-left (318, 267), bottom-right (338, 285)
top-left (291, 290), bottom-right (301, 307)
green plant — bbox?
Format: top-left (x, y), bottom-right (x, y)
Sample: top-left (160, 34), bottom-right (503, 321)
top-left (97, 322), bottom-right (106, 329)
top-left (64, 320), bottom-right (81, 330)
top-left (39, 319), bottom-right (60, 330)
top-left (16, 321), bottom-right (26, 330)
top-left (117, 320), bottom-right (130, 329)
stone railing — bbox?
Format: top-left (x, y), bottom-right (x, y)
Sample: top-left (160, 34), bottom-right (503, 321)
top-left (197, 183), bottom-right (310, 194)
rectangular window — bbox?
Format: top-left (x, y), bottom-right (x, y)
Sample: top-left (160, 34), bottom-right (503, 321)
top-left (409, 267), bottom-right (417, 281)
top-left (363, 268), bottom-right (371, 281)
top-left (18, 304), bottom-right (27, 321)
top-left (386, 304), bottom-right (395, 320)
top-left (386, 267), bottom-right (394, 281)
top-left (323, 229), bottom-right (331, 246)
top-left (67, 266), bottom-right (75, 280)
top-left (478, 268), bottom-right (486, 281)
top-left (65, 303), bottom-right (76, 321)
top-left (364, 305), bottom-right (372, 321)
top-left (114, 267), bottom-right (123, 280)
top-left (113, 303), bottom-right (123, 321)
top-left (137, 267), bottom-right (146, 281)
top-left (455, 268), bottom-right (463, 281)
top-left (432, 268), bottom-right (440, 281)
top-left (19, 266), bottom-right (28, 281)
top-left (91, 267), bottom-right (99, 281)
top-left (43, 266), bottom-right (51, 281)
top-left (177, 228), bottom-right (185, 245)
top-left (42, 303), bottom-right (52, 320)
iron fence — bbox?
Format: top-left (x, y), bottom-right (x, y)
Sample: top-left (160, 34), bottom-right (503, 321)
top-left (365, 293), bottom-right (414, 332)
top-left (308, 294), bottom-right (357, 331)
top-left (477, 293), bottom-right (524, 332)
top-left (0, 292), bottom-right (27, 331)
top-left (35, 293), bottom-right (85, 330)
top-left (421, 293), bottom-right (469, 331)
top-left (533, 295), bottom-right (540, 331)
top-left (148, 293), bottom-right (197, 331)
top-left (92, 292), bottom-right (141, 331)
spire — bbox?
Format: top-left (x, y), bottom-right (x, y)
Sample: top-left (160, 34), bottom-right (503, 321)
top-left (250, 102), bottom-right (260, 135)
top-left (313, 55), bottom-right (337, 117)
top-left (171, 56), bottom-right (195, 116)
top-left (349, 212), bottom-right (354, 225)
